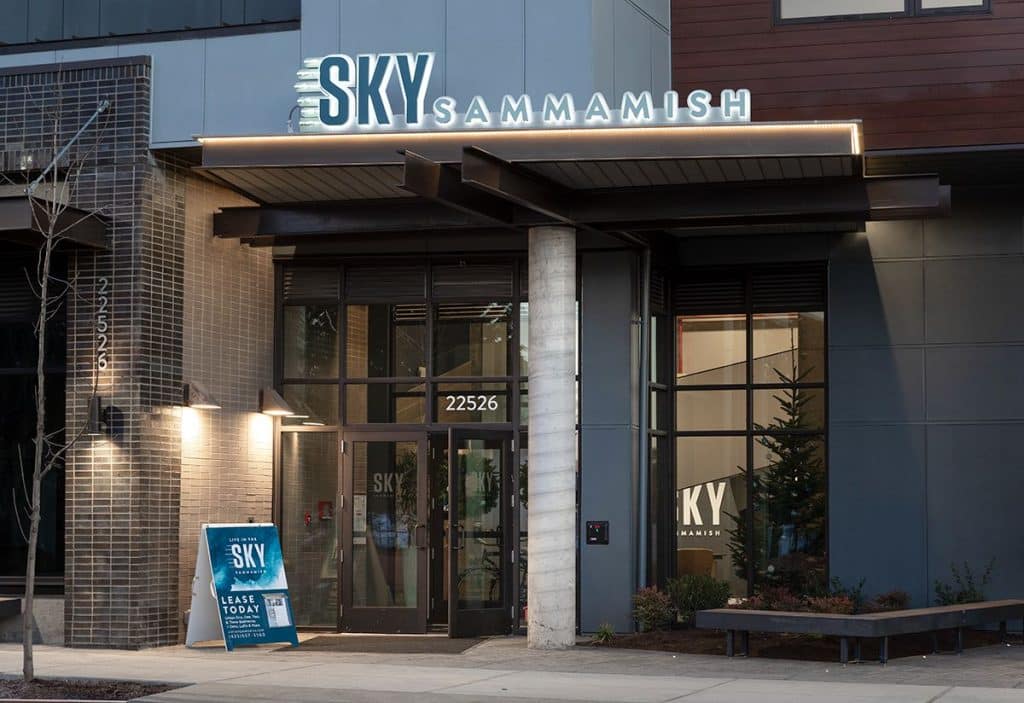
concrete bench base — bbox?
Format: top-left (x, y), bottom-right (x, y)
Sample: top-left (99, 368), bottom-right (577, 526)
top-left (698, 599), bottom-right (1024, 664)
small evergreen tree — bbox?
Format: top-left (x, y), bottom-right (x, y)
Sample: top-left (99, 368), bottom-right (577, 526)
top-left (727, 365), bottom-right (826, 595)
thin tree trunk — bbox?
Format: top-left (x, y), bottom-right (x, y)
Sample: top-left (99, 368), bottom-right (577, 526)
top-left (23, 226), bottom-right (52, 682)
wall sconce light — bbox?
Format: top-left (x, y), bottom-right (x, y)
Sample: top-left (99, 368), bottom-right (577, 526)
top-left (86, 395), bottom-right (109, 436)
top-left (259, 387), bottom-right (295, 417)
top-left (183, 381), bottom-right (221, 410)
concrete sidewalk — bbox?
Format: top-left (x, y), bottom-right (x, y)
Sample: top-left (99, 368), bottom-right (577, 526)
top-left (3, 636), bottom-right (1024, 702)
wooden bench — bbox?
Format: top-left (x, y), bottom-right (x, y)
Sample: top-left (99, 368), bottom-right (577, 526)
top-left (695, 599), bottom-right (1024, 664)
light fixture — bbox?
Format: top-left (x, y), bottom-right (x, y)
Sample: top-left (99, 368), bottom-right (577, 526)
top-left (86, 395), bottom-right (109, 436)
top-left (259, 387), bottom-right (295, 417)
top-left (183, 381), bottom-right (221, 410)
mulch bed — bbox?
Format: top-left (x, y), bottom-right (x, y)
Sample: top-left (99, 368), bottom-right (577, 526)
top-left (0, 677), bottom-right (178, 701)
top-left (589, 627), bottom-right (1010, 662)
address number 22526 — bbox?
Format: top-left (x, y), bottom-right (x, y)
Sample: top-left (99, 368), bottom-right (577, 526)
top-left (445, 394), bottom-right (499, 412)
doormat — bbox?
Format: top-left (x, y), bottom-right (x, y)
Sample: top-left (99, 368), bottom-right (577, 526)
top-left (278, 635), bottom-right (485, 654)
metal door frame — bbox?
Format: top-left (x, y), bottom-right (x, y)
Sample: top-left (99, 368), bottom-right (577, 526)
top-left (339, 430), bottom-right (429, 633)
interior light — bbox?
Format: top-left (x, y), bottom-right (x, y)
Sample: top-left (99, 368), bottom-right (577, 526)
top-left (260, 387), bottom-right (296, 416)
top-left (183, 381), bottom-right (221, 410)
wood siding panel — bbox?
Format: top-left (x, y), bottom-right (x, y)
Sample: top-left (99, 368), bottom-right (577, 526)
top-left (672, 0), bottom-right (1024, 149)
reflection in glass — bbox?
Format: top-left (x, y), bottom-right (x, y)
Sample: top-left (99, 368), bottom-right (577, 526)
top-left (434, 303), bottom-right (510, 377)
top-left (753, 312), bottom-right (824, 384)
top-left (280, 432), bottom-right (338, 626)
top-left (675, 436), bottom-right (747, 595)
top-left (345, 383), bottom-right (426, 424)
top-left (283, 305), bottom-right (338, 379)
top-left (455, 438), bottom-right (504, 609)
top-left (676, 315), bottom-right (746, 385)
top-left (754, 388), bottom-right (825, 431)
top-left (352, 440), bottom-right (419, 608)
top-left (675, 390), bottom-right (746, 431)
top-left (282, 384), bottom-right (338, 426)
top-left (346, 304), bottom-right (426, 379)
top-left (752, 435), bottom-right (827, 595)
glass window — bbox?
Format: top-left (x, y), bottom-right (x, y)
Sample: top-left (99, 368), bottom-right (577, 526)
top-left (280, 431), bottom-right (338, 626)
top-left (753, 435), bottom-right (827, 595)
top-left (351, 439), bottom-right (419, 608)
top-left (676, 390), bottom-right (746, 431)
top-left (435, 383), bottom-right (510, 423)
top-left (283, 305), bottom-right (338, 379)
top-left (779, 0), bottom-right (905, 19)
top-left (676, 436), bottom-right (747, 596)
top-left (919, 0), bottom-right (984, 7)
top-left (345, 304), bottom-right (425, 379)
top-left (282, 384), bottom-right (338, 427)
top-left (434, 303), bottom-right (510, 377)
top-left (753, 388), bottom-right (826, 432)
top-left (753, 312), bottom-right (824, 384)
top-left (0, 375), bottom-right (66, 580)
top-left (677, 315), bottom-right (746, 386)
top-left (346, 383), bottom-right (426, 424)
top-left (673, 292), bottom-right (826, 597)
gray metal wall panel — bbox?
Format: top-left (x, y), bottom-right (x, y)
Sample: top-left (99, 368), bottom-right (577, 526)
top-left (613, 0), bottom-right (652, 98)
top-left (301, 0), bottom-right (340, 57)
top-left (204, 31), bottom-right (301, 137)
top-left (829, 425), bottom-right (928, 606)
top-left (579, 251), bottom-right (637, 633)
top-left (923, 190), bottom-right (1023, 257)
top-left (123, 41), bottom-right (205, 145)
top-left (925, 257), bottom-right (1024, 344)
top-left (862, 220), bottom-right (925, 261)
top-left (525, 0), bottom-right (595, 99)
top-left (926, 346), bottom-right (1024, 421)
top-left (830, 348), bottom-right (925, 423)
top-left (445, 0), bottom-right (525, 106)
top-left (829, 259), bottom-right (924, 347)
top-left (828, 187), bottom-right (1024, 606)
top-left (927, 425), bottom-right (1024, 602)
top-left (338, 0), bottom-right (446, 104)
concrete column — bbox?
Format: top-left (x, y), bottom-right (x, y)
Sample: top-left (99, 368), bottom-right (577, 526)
top-left (527, 225), bottom-right (577, 649)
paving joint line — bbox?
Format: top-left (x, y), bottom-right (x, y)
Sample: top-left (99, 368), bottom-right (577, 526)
top-left (661, 677), bottom-right (736, 701)
top-left (926, 685), bottom-right (956, 702)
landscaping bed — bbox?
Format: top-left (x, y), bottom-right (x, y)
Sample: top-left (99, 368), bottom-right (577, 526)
top-left (590, 627), bottom-right (1007, 662)
top-left (0, 677), bottom-right (178, 701)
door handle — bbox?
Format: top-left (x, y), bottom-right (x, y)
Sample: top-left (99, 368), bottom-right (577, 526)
top-left (452, 524), bottom-right (465, 551)
top-left (413, 523), bottom-right (427, 550)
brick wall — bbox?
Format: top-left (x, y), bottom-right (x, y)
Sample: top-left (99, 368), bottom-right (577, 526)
top-left (177, 164), bottom-right (274, 639)
top-left (0, 57), bottom-right (274, 648)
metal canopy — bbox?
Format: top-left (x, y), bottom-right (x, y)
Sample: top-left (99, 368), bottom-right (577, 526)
top-left (0, 196), bottom-right (106, 249)
top-left (197, 122), bottom-right (950, 244)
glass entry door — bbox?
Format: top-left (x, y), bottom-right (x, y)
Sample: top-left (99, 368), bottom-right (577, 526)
top-left (340, 433), bottom-right (428, 632)
top-left (448, 429), bottom-right (513, 638)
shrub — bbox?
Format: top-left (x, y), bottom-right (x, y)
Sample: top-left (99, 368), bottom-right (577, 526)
top-left (666, 575), bottom-right (731, 624)
top-left (935, 559), bottom-right (995, 605)
top-left (632, 587), bottom-right (674, 631)
top-left (733, 586), bottom-right (807, 612)
top-left (873, 590), bottom-right (910, 611)
top-left (591, 621), bottom-right (615, 645)
top-left (806, 595), bottom-right (855, 614)
top-left (828, 577), bottom-right (867, 613)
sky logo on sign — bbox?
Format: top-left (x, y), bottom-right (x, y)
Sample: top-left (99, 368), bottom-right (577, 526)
top-left (295, 51), bottom-right (751, 133)
top-left (313, 52), bottom-right (434, 128)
